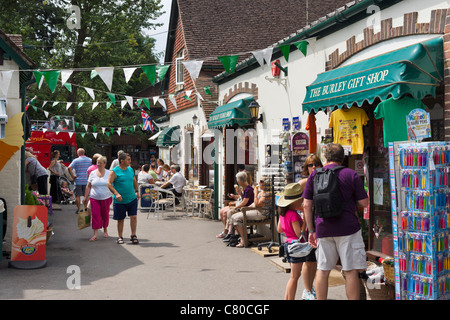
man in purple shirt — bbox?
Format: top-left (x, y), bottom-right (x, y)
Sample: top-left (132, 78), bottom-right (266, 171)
top-left (303, 143), bottom-right (368, 300)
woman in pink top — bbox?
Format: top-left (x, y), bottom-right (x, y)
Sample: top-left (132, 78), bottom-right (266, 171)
top-left (277, 183), bottom-right (317, 300)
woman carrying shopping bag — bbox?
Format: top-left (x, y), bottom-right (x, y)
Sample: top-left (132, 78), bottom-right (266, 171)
top-left (83, 156), bottom-right (113, 241)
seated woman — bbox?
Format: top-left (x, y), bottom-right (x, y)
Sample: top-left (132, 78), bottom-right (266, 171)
top-left (218, 172), bottom-right (254, 242)
top-left (230, 176), bottom-right (269, 247)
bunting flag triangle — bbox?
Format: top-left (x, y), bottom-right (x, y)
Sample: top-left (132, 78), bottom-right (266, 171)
top-left (92, 102), bottom-right (99, 110)
top-left (42, 101), bottom-right (48, 108)
top-left (204, 86), bottom-right (212, 96)
top-left (125, 96), bottom-right (133, 108)
top-left (68, 132), bottom-right (74, 138)
top-left (152, 96), bottom-right (159, 105)
top-left (52, 101), bottom-right (59, 107)
top-left (157, 98), bottom-right (167, 111)
top-left (77, 102), bottom-right (84, 109)
top-left (83, 124), bottom-right (88, 131)
top-left (217, 55), bottom-right (239, 74)
top-left (106, 101), bottom-right (112, 109)
top-left (61, 69), bottom-right (73, 85)
top-left (156, 65), bottom-right (170, 81)
top-left (90, 70), bottom-right (98, 79)
top-left (143, 98), bottom-right (150, 110)
top-left (0, 71), bottom-right (14, 98)
top-left (92, 132), bottom-right (98, 139)
top-left (42, 70), bottom-right (61, 93)
top-left (101, 127), bottom-right (106, 134)
top-left (66, 102), bottom-right (72, 110)
top-left (279, 44), bottom-right (291, 62)
top-left (252, 47), bottom-right (273, 67)
top-left (33, 71), bottom-right (43, 90)
top-left (195, 92), bottom-right (204, 101)
top-left (117, 128), bottom-right (122, 136)
top-left (84, 87), bottom-right (95, 100)
top-left (64, 83), bottom-right (72, 92)
top-left (293, 40), bottom-right (308, 57)
top-left (92, 126), bottom-right (97, 132)
top-left (169, 94), bottom-right (177, 109)
top-left (95, 67), bottom-right (114, 91)
top-left (307, 37), bottom-right (317, 53)
top-left (123, 67), bottom-right (137, 83)
top-left (107, 92), bottom-right (115, 105)
top-left (44, 111), bottom-right (49, 118)
top-left (120, 100), bottom-right (127, 109)
top-left (81, 133), bottom-right (86, 138)
top-left (182, 60), bottom-right (203, 81)
top-left (141, 65), bottom-right (156, 86)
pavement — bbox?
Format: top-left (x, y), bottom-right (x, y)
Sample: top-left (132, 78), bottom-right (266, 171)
top-left (0, 202), bottom-right (348, 300)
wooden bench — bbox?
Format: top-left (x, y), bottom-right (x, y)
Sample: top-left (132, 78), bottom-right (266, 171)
top-left (241, 207), bottom-right (272, 248)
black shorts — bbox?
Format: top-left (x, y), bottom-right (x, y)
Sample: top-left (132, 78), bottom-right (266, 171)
top-left (284, 243), bottom-right (317, 264)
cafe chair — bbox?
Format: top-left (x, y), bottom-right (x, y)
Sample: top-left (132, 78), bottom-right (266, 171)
top-left (191, 188), bottom-right (213, 218)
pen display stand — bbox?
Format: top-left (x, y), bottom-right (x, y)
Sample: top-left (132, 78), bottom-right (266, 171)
top-left (389, 141), bottom-right (450, 300)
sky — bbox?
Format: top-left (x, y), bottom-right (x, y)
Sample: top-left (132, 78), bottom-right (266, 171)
top-left (146, 0), bottom-right (172, 63)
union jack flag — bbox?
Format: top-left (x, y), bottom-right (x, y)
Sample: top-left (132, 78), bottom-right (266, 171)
top-left (141, 109), bottom-right (154, 131)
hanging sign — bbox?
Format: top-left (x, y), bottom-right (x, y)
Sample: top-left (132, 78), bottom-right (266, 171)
top-left (282, 118), bottom-right (290, 131)
top-left (291, 132), bottom-right (309, 181)
top-left (406, 108), bottom-right (431, 141)
top-left (9, 205), bottom-right (48, 269)
top-left (292, 117), bottom-right (300, 131)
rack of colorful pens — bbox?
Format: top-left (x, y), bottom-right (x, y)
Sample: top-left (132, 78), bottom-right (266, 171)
top-left (395, 142), bottom-right (450, 300)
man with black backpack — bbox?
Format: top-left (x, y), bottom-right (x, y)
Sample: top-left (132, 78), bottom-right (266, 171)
top-left (303, 143), bottom-right (368, 300)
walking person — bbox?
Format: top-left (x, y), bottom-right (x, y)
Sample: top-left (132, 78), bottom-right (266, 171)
top-left (109, 150), bottom-right (124, 170)
top-left (83, 156), bottom-right (113, 241)
top-left (277, 183), bottom-right (317, 300)
top-left (303, 143), bottom-right (369, 300)
top-left (107, 153), bottom-right (140, 244)
top-left (68, 148), bottom-right (92, 213)
top-left (48, 150), bottom-right (63, 203)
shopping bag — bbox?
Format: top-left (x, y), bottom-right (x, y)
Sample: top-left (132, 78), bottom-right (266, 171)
top-left (77, 205), bottom-right (91, 230)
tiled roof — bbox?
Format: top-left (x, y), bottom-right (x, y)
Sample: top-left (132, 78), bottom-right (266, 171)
top-left (176, 0), bottom-right (351, 64)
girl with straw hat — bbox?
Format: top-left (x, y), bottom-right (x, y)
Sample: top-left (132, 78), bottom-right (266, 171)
top-left (277, 183), bottom-right (317, 300)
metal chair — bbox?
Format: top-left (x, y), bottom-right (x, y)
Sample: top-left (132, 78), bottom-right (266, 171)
top-left (183, 187), bottom-right (195, 212)
top-left (147, 189), bottom-right (161, 220)
top-left (154, 188), bottom-right (178, 218)
top-left (191, 188), bottom-right (213, 218)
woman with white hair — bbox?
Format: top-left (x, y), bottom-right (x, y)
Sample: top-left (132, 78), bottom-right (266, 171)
top-left (217, 172), bottom-right (254, 244)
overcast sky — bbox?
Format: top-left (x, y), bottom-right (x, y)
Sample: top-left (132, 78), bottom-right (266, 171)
top-left (146, 0), bottom-right (172, 63)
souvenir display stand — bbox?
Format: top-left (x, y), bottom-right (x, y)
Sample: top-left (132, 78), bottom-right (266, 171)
top-left (389, 141), bottom-right (450, 300)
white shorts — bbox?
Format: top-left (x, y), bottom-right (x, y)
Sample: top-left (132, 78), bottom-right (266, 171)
top-left (316, 230), bottom-right (367, 271)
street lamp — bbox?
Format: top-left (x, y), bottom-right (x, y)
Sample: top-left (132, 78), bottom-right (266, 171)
top-left (192, 114), bottom-right (198, 126)
top-left (248, 101), bottom-right (263, 123)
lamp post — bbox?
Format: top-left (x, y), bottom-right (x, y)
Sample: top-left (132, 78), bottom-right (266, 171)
top-left (248, 101), bottom-right (263, 123)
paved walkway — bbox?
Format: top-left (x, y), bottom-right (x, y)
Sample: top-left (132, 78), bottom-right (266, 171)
top-left (0, 203), bottom-right (347, 300)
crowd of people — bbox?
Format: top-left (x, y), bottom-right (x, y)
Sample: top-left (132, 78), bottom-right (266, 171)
top-left (25, 143), bottom-right (369, 300)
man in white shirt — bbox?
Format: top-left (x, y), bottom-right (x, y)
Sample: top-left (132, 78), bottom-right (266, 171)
top-left (109, 150), bottom-right (124, 170)
top-left (161, 164), bottom-right (186, 197)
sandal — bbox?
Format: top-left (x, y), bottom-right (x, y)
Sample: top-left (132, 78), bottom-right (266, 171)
top-left (89, 236), bottom-right (97, 242)
top-left (130, 235), bottom-right (139, 244)
top-left (236, 242), bottom-right (245, 248)
top-left (216, 232), bottom-right (227, 238)
top-left (117, 237), bottom-right (124, 244)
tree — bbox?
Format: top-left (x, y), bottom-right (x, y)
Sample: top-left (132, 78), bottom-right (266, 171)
top-left (0, 0), bottom-right (164, 153)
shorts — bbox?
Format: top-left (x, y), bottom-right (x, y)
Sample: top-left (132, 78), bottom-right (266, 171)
top-left (113, 198), bottom-right (138, 220)
top-left (316, 229), bottom-right (367, 271)
top-left (74, 185), bottom-right (86, 197)
top-left (284, 243), bottom-right (317, 264)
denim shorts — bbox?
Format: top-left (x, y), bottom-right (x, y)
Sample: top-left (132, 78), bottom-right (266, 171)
top-left (113, 198), bottom-right (138, 220)
top-left (284, 242), bottom-right (317, 264)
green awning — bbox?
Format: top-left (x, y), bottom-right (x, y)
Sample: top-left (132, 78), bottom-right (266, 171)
top-left (302, 37), bottom-right (443, 113)
top-left (156, 125), bottom-right (180, 147)
top-left (208, 96), bottom-right (254, 129)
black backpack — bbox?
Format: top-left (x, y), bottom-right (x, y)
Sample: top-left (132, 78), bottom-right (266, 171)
top-left (313, 166), bottom-right (344, 219)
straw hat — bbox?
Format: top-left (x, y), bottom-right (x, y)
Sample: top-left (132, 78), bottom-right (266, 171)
top-left (277, 182), bottom-right (305, 207)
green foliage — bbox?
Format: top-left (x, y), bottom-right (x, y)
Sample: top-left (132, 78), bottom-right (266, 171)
top-left (0, 0), bottom-right (164, 151)
top-left (24, 185), bottom-right (43, 206)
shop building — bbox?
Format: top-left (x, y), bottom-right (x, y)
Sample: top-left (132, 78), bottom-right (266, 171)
top-left (162, 0), bottom-right (353, 218)
top-left (213, 0), bottom-right (448, 271)
top-left (0, 30), bottom-right (35, 242)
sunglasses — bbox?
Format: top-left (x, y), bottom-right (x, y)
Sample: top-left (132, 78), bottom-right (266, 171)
top-left (307, 163), bottom-right (320, 168)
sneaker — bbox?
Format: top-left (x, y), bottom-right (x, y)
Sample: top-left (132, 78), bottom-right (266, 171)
top-left (302, 289), bottom-right (316, 300)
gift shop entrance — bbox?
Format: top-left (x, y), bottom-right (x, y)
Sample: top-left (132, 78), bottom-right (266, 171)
top-left (303, 37), bottom-right (445, 256)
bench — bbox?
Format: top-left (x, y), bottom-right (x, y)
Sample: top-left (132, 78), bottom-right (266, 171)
top-left (240, 207), bottom-right (272, 248)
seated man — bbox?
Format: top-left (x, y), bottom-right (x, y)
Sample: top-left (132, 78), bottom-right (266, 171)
top-left (160, 164), bottom-right (186, 203)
